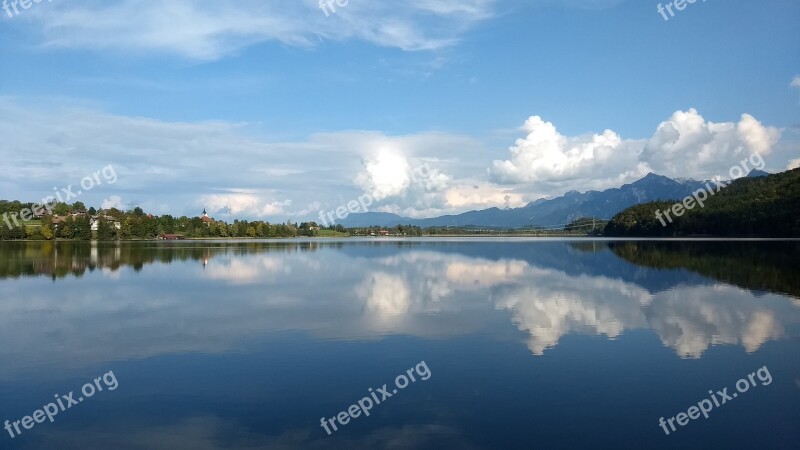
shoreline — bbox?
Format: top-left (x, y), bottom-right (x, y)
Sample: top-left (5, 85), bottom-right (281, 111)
top-left (3, 236), bottom-right (800, 243)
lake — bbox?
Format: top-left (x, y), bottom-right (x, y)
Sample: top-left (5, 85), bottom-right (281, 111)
top-left (1, 239), bottom-right (798, 449)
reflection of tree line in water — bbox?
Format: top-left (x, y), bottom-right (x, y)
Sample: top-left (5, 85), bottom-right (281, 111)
top-left (0, 241), bottom-right (345, 280)
top-left (1, 241), bottom-right (797, 299)
top-left (607, 241), bottom-right (800, 298)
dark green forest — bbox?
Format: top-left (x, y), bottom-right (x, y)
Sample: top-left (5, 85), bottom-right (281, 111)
top-left (604, 169), bottom-right (800, 237)
top-left (608, 240), bottom-right (800, 297)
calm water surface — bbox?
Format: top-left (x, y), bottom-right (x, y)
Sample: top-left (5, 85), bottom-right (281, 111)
top-left (1, 239), bottom-right (798, 449)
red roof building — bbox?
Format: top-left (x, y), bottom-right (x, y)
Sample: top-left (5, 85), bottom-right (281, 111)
top-left (201, 208), bottom-right (214, 224)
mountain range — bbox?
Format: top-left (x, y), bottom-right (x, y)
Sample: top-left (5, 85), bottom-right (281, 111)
top-left (340, 171), bottom-right (768, 229)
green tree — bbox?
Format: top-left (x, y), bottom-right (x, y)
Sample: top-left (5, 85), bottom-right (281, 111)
top-left (41, 224), bottom-right (54, 240)
top-left (75, 216), bottom-right (92, 240)
top-left (97, 219), bottom-right (115, 241)
top-left (53, 203), bottom-right (69, 216)
top-left (59, 218), bottom-right (75, 239)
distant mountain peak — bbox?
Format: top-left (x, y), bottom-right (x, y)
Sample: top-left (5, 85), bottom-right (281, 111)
top-left (747, 169), bottom-right (770, 178)
top-left (638, 172), bottom-right (674, 183)
top-left (341, 172), bottom-right (709, 228)
top-left (525, 198), bottom-right (549, 208)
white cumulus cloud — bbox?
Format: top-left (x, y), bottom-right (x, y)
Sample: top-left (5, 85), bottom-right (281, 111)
top-left (489, 116), bottom-right (638, 184)
top-left (642, 109), bottom-right (780, 175)
top-left (490, 109), bottom-right (782, 189)
top-left (100, 195), bottom-right (125, 210)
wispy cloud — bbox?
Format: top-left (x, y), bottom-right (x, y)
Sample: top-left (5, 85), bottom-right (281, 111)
top-left (0, 97), bottom-right (790, 220)
top-left (23, 0), bottom-right (498, 60)
top-left (0, 98), bottom-right (477, 219)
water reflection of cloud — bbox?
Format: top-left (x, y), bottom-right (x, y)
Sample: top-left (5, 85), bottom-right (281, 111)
top-left (492, 269), bottom-right (651, 355)
top-left (101, 267), bottom-right (122, 279)
top-left (445, 260), bottom-right (527, 287)
top-left (496, 278), bottom-right (788, 358)
top-left (204, 255), bottom-right (291, 284)
top-left (358, 272), bottom-right (412, 315)
top-left (362, 252), bottom-right (796, 358)
top-left (644, 285), bottom-right (784, 358)
top-left (1, 248), bottom-right (798, 379)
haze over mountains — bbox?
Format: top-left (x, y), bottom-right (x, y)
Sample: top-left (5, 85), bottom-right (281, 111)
top-left (340, 172), bottom-right (768, 229)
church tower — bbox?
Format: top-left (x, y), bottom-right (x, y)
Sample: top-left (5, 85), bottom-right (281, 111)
top-left (201, 208), bottom-right (213, 224)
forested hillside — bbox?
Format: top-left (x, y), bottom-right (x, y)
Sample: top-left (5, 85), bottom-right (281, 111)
top-left (604, 169), bottom-right (800, 237)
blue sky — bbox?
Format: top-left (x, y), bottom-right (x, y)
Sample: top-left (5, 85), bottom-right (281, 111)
top-left (0, 0), bottom-right (798, 221)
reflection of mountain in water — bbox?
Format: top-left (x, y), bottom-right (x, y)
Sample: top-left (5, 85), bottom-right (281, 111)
top-left (341, 239), bottom-right (800, 297)
top-left (0, 239), bottom-right (798, 379)
top-left (340, 241), bottom-right (713, 293)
